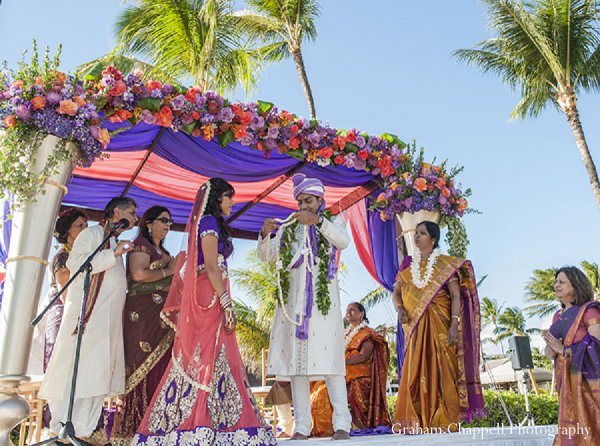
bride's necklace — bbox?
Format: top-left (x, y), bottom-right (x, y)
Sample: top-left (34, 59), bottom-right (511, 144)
top-left (344, 321), bottom-right (368, 349)
top-left (410, 247), bottom-right (441, 289)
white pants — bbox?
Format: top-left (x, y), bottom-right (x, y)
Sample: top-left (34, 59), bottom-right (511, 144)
top-left (275, 403), bottom-right (294, 436)
top-left (290, 375), bottom-right (351, 436)
top-left (48, 396), bottom-right (104, 437)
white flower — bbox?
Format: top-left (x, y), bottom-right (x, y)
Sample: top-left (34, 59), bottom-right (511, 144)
top-left (410, 247), bottom-right (441, 289)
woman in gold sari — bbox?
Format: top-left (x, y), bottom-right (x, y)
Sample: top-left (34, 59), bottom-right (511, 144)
top-left (110, 206), bottom-right (176, 445)
top-left (311, 302), bottom-right (391, 436)
top-left (393, 221), bottom-right (484, 433)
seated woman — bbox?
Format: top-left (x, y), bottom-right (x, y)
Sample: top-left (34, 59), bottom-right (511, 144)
top-left (311, 302), bottom-right (391, 436)
top-left (110, 206), bottom-right (176, 446)
top-left (542, 266), bottom-right (600, 445)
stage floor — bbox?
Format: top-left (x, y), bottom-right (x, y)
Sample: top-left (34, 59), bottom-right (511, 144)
top-left (279, 425), bottom-right (556, 445)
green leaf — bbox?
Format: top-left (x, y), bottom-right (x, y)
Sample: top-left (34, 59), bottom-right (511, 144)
top-left (182, 121), bottom-right (196, 134)
top-left (286, 148), bottom-right (304, 160)
top-left (345, 143), bottom-right (359, 153)
top-left (257, 100), bottom-right (274, 115)
top-left (138, 98), bottom-right (162, 113)
top-left (83, 62), bottom-right (104, 81)
top-left (310, 119), bottom-right (319, 129)
top-left (381, 132), bottom-right (404, 147)
top-left (217, 130), bottom-right (235, 147)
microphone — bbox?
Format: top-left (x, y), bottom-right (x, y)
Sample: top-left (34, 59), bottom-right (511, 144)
top-left (110, 218), bottom-right (131, 231)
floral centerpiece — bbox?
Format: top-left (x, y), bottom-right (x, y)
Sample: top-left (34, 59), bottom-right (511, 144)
top-left (370, 142), bottom-right (472, 257)
top-left (0, 44), bottom-right (109, 205)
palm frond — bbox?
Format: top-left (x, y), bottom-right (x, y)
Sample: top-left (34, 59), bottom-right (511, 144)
top-left (359, 286), bottom-right (390, 310)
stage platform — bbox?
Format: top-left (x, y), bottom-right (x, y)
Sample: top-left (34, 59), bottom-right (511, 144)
top-left (279, 425), bottom-right (556, 445)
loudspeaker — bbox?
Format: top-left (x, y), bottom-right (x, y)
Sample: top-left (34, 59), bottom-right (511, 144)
top-left (508, 335), bottom-right (534, 370)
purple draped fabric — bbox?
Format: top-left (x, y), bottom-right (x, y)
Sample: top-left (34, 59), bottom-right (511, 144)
top-left (0, 198), bottom-right (12, 308)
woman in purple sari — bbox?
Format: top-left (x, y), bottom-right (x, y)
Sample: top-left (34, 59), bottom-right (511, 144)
top-left (110, 206), bottom-right (177, 446)
top-left (542, 266), bottom-right (600, 446)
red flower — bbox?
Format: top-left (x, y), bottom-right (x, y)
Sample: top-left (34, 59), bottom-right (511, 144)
top-left (357, 150), bottom-right (369, 160)
top-left (155, 106), bottom-right (172, 127)
top-left (333, 135), bottom-right (346, 149)
top-left (318, 146), bottom-right (334, 158)
top-left (192, 111), bottom-right (200, 120)
top-left (185, 87), bottom-right (203, 103)
top-left (346, 130), bottom-right (357, 143)
top-left (207, 100), bottom-right (220, 114)
top-left (334, 155), bottom-right (345, 165)
top-left (289, 137), bottom-right (300, 149)
top-left (101, 66), bottom-right (123, 81)
top-left (2, 115), bottom-right (17, 128)
top-left (291, 124), bottom-right (299, 135)
top-left (234, 125), bottom-right (247, 139)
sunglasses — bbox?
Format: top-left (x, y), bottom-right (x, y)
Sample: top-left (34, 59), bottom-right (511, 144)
top-left (154, 217), bottom-right (174, 225)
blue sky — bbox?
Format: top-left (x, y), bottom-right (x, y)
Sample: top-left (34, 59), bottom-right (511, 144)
top-left (1, 1), bottom-right (599, 350)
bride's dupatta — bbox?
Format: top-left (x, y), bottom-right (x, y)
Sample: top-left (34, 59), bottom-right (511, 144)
top-left (553, 301), bottom-right (600, 446)
top-left (395, 255), bottom-right (485, 430)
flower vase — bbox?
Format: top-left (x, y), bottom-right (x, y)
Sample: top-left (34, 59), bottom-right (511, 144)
top-left (396, 210), bottom-right (441, 257)
top-left (0, 135), bottom-right (74, 445)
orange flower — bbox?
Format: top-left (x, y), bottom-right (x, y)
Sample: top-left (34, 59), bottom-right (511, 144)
top-left (458, 198), bottom-right (468, 212)
top-left (436, 177), bottom-right (446, 188)
top-left (306, 150), bottom-right (318, 162)
top-left (58, 100), bottom-right (79, 116)
top-left (11, 80), bottom-right (24, 89)
top-left (390, 181), bottom-right (399, 191)
top-left (147, 80), bottom-right (163, 91)
top-left (155, 106), bottom-right (172, 127)
top-left (203, 124), bottom-right (215, 141)
top-left (376, 193), bottom-right (388, 205)
top-left (34, 77), bottom-right (44, 86)
top-left (318, 146), bottom-right (333, 158)
top-left (109, 80), bottom-right (127, 97)
top-left (402, 172), bottom-right (411, 180)
top-left (185, 87), bottom-right (203, 102)
top-left (379, 211), bottom-right (387, 222)
top-left (31, 96), bottom-right (46, 110)
top-left (432, 165), bottom-right (441, 173)
top-left (442, 187), bottom-right (451, 198)
top-left (98, 128), bottom-right (110, 148)
top-left (413, 177), bottom-right (427, 193)
top-left (108, 108), bottom-right (133, 123)
top-left (289, 137), bottom-right (300, 149)
top-left (2, 115), bottom-right (17, 128)
top-left (233, 125), bottom-right (247, 139)
top-left (73, 96), bottom-right (87, 107)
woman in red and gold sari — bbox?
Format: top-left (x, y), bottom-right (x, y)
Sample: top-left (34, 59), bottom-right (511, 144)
top-left (393, 221), bottom-right (484, 433)
top-left (311, 302), bottom-right (391, 436)
top-left (133, 178), bottom-right (276, 446)
top-left (110, 206), bottom-right (176, 446)
top-left (542, 266), bottom-right (600, 445)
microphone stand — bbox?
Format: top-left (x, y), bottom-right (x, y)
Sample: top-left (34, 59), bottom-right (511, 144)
top-left (30, 226), bottom-right (120, 446)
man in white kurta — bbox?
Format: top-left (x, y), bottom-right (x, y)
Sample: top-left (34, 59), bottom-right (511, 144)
top-left (39, 197), bottom-right (137, 439)
top-left (258, 174), bottom-right (352, 440)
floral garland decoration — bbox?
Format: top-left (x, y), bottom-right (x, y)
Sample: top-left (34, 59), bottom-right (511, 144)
top-left (278, 210), bottom-right (334, 316)
top-left (344, 320), bottom-right (368, 349)
top-left (410, 247), bottom-right (441, 289)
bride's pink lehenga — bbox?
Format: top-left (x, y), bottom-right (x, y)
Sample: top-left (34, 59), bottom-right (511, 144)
top-left (133, 183), bottom-right (276, 446)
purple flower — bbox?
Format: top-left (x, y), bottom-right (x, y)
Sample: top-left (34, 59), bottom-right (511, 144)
top-left (101, 76), bottom-right (115, 87)
top-left (265, 138), bottom-right (277, 150)
top-left (354, 158), bottom-right (366, 171)
top-left (45, 92), bottom-right (61, 104)
top-left (267, 126), bottom-right (279, 138)
top-left (240, 134), bottom-right (254, 146)
top-left (355, 135), bottom-right (366, 148)
top-left (217, 107), bottom-right (234, 123)
top-left (249, 116), bottom-right (264, 130)
top-left (170, 94), bottom-right (186, 111)
top-left (15, 104), bottom-right (31, 122)
top-left (150, 89), bottom-right (162, 99)
top-left (162, 84), bottom-right (174, 96)
top-left (139, 109), bottom-right (156, 125)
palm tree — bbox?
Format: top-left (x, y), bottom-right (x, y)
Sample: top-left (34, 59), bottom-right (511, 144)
top-left (229, 248), bottom-right (277, 373)
top-left (480, 297), bottom-right (506, 354)
top-left (235, 0), bottom-right (320, 118)
top-left (524, 266), bottom-right (559, 318)
top-left (495, 306), bottom-right (540, 343)
top-left (455, 0), bottom-right (600, 211)
top-left (105, 0), bottom-right (261, 94)
top-left (524, 260), bottom-right (600, 317)
top-left (359, 285), bottom-right (390, 310)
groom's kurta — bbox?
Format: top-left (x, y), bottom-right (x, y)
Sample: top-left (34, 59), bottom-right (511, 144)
top-left (40, 224), bottom-right (127, 434)
top-left (258, 216), bottom-right (349, 378)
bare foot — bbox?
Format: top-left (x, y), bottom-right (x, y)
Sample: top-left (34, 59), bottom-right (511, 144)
top-left (331, 429), bottom-right (350, 440)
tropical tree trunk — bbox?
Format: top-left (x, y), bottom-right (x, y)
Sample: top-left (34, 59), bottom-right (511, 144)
top-left (291, 47), bottom-right (317, 120)
top-left (558, 89), bottom-right (600, 212)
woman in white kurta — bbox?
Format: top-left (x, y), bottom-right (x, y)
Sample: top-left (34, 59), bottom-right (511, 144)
top-left (39, 198), bottom-right (137, 438)
top-left (258, 173), bottom-right (352, 440)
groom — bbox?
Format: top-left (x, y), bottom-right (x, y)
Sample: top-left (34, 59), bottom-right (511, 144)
top-left (258, 173), bottom-right (352, 440)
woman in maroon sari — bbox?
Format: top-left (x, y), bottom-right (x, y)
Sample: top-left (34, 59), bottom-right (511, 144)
top-left (110, 206), bottom-right (176, 446)
top-left (133, 178), bottom-right (276, 446)
top-left (542, 266), bottom-right (600, 445)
